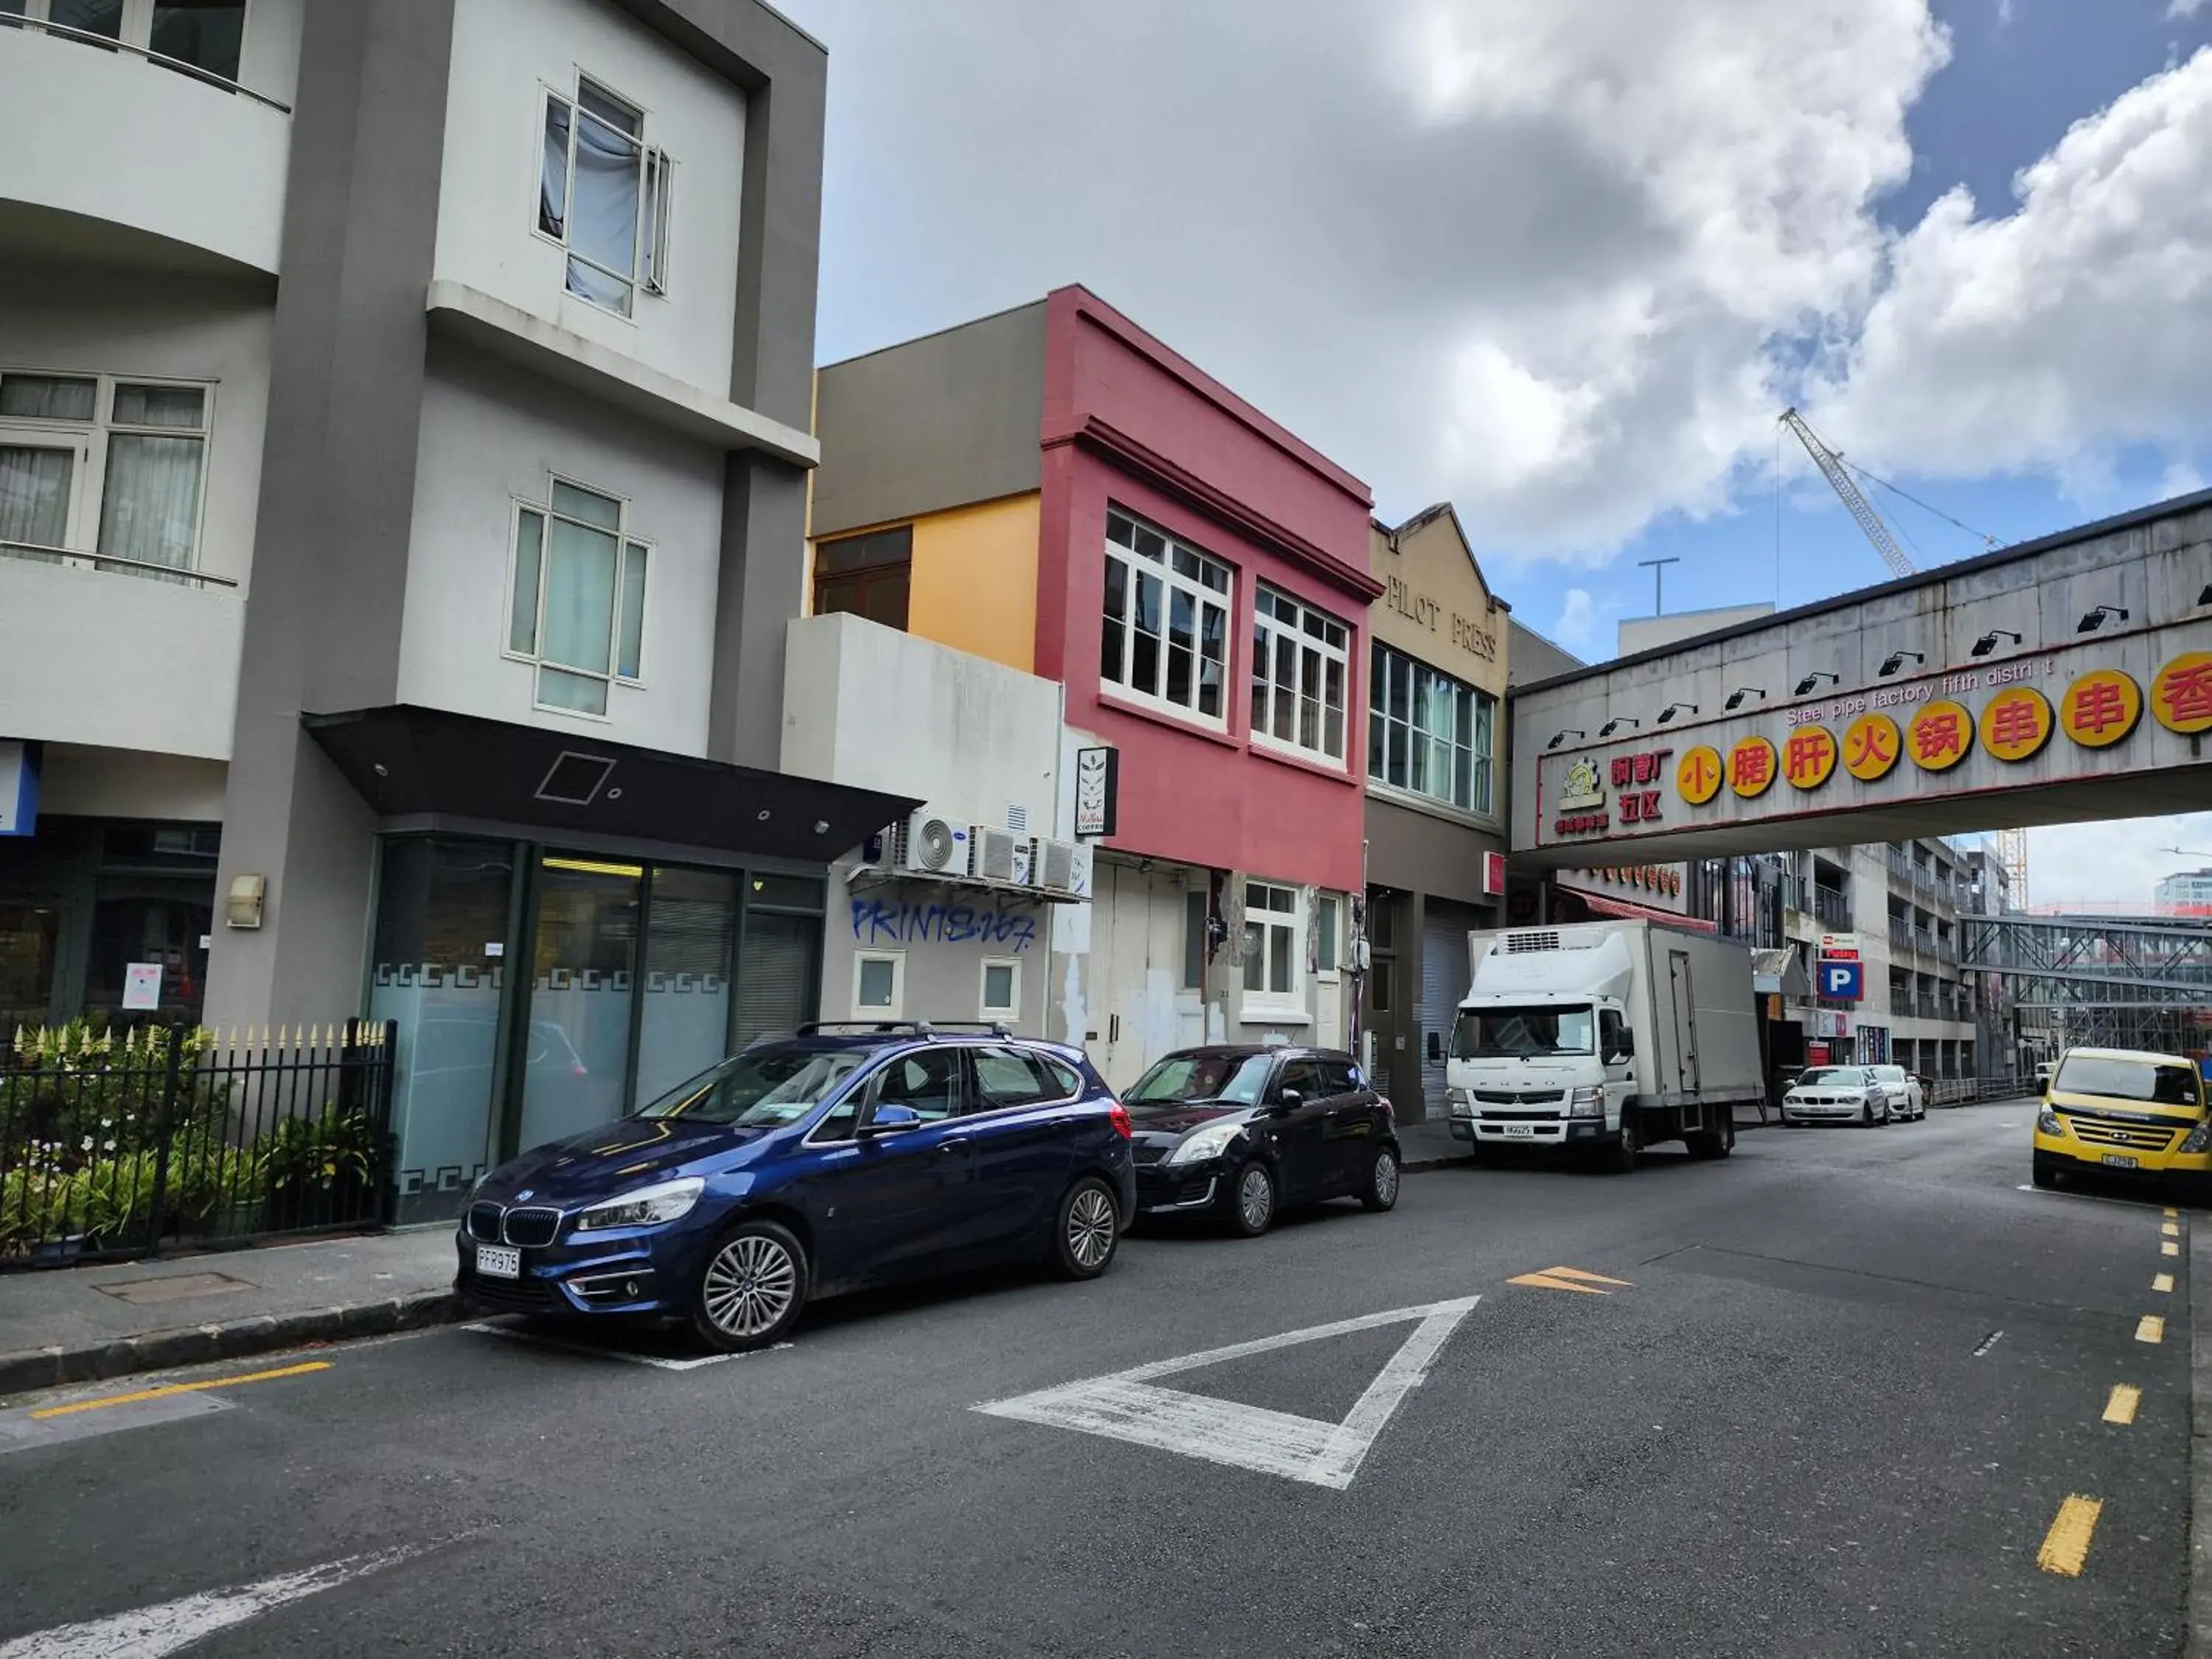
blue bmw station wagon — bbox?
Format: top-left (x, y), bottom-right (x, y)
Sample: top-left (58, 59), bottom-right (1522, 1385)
top-left (456, 1023), bottom-right (1135, 1350)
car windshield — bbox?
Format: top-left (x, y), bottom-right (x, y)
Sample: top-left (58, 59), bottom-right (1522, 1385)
top-left (1126, 1054), bottom-right (1273, 1105)
top-left (1871, 1067), bottom-right (1905, 1081)
top-left (1798, 1068), bottom-right (1865, 1087)
top-left (1451, 1005), bottom-right (1594, 1060)
top-left (636, 1046), bottom-right (868, 1127)
top-left (2053, 1056), bottom-right (2202, 1108)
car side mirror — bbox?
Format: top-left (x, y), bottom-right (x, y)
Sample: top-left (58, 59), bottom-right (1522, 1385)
top-left (859, 1103), bottom-right (922, 1139)
top-left (1274, 1089), bottom-right (1303, 1112)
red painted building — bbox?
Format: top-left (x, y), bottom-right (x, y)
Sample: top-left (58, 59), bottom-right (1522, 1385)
top-left (812, 287), bottom-right (1381, 1086)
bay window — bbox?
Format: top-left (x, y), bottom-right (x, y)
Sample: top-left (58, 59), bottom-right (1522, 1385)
top-left (1251, 585), bottom-right (1349, 766)
top-left (1099, 507), bottom-right (1231, 726)
top-left (539, 74), bottom-right (674, 320)
top-left (1368, 644), bottom-right (1495, 815)
top-left (507, 479), bottom-right (651, 717)
top-left (0, 369), bottom-right (209, 578)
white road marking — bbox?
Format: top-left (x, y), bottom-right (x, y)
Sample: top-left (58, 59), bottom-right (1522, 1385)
top-left (0, 1546), bottom-right (418, 1659)
top-left (1972, 1330), bottom-right (2004, 1357)
top-left (461, 1321), bottom-right (789, 1369)
top-left (974, 1295), bottom-right (1479, 1490)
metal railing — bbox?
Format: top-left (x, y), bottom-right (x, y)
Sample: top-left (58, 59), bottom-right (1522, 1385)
top-left (0, 10), bottom-right (292, 112)
top-left (1815, 888), bottom-right (1851, 928)
top-left (1, 539), bottom-right (238, 589)
top-left (1, 1021), bottom-right (395, 1269)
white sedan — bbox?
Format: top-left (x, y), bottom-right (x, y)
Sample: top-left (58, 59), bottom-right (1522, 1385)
top-left (1868, 1064), bottom-right (1925, 1121)
top-left (1782, 1065), bottom-right (1891, 1127)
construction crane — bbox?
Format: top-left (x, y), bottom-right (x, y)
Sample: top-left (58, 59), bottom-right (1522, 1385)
top-left (1994, 827), bottom-right (2029, 911)
top-left (1778, 407), bottom-right (1916, 580)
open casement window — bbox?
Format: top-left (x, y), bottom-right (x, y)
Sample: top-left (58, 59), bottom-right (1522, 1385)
top-left (0, 370), bottom-right (210, 580)
top-left (1251, 585), bottom-right (1349, 767)
top-left (507, 479), bottom-right (650, 718)
top-left (538, 76), bottom-right (674, 319)
top-left (1100, 507), bottom-right (1231, 728)
top-left (1241, 881), bottom-right (1303, 1007)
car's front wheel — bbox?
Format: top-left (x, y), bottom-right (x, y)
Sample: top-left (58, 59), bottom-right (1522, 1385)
top-left (1360, 1145), bottom-right (1401, 1212)
top-left (1049, 1175), bottom-right (1121, 1279)
top-left (1227, 1161), bottom-right (1277, 1237)
top-left (691, 1219), bottom-right (809, 1353)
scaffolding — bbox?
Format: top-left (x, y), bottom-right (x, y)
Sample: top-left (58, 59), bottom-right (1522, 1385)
top-left (1961, 911), bottom-right (2212, 1056)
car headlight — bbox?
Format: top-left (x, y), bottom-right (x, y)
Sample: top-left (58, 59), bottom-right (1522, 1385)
top-left (2183, 1119), bottom-right (2212, 1153)
top-left (574, 1176), bottom-right (705, 1232)
top-left (1448, 1088), bottom-right (1475, 1119)
top-left (1568, 1086), bottom-right (1603, 1119)
top-left (2037, 1107), bottom-right (2064, 1137)
top-left (1167, 1123), bottom-right (1245, 1165)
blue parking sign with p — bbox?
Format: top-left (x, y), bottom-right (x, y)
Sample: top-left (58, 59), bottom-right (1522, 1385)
top-left (1818, 959), bottom-right (1863, 1001)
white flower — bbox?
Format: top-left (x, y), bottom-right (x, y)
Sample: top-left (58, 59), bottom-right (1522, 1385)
top-left (80, 1135), bottom-right (94, 1152)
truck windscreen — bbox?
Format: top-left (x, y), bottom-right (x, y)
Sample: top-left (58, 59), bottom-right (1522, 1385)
top-left (1452, 1006), bottom-right (1596, 1060)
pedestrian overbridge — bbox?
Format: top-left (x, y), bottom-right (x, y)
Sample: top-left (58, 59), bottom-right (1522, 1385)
top-left (1509, 491), bottom-right (2212, 867)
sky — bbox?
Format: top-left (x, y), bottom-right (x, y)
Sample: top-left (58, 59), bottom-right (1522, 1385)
top-left (777, 0), bottom-right (2212, 908)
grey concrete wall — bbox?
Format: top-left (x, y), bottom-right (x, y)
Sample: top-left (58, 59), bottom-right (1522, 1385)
top-left (812, 302), bottom-right (1048, 538)
top-left (1365, 794), bottom-right (1503, 911)
top-left (709, 455), bottom-right (809, 769)
top-left (206, 0), bottom-right (458, 1032)
top-left (1506, 619), bottom-right (1584, 689)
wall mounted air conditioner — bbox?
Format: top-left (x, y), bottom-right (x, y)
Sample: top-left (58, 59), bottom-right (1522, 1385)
top-left (898, 812), bottom-right (971, 877)
top-left (1037, 838), bottom-right (1094, 897)
top-left (1008, 835), bottom-right (1036, 888)
top-left (973, 826), bottom-right (1027, 885)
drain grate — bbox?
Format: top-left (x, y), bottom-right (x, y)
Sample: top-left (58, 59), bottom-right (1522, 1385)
top-left (94, 1271), bottom-right (254, 1307)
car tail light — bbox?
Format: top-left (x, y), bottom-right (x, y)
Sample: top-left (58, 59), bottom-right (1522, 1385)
top-left (1378, 1095), bottom-right (1394, 1123)
top-left (1108, 1102), bottom-right (1132, 1139)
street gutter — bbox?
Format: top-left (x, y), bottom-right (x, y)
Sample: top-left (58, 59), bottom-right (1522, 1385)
top-left (0, 1290), bottom-right (462, 1399)
top-left (2191, 1209), bottom-right (2212, 1658)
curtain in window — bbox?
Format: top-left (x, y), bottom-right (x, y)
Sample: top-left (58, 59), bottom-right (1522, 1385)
top-left (540, 97), bottom-right (571, 237)
top-left (0, 445), bottom-right (72, 546)
top-left (97, 434), bottom-right (203, 570)
top-left (541, 517), bottom-right (618, 675)
top-left (567, 112), bottom-right (641, 313)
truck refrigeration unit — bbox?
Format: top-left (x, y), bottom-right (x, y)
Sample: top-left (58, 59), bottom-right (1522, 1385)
top-left (1446, 919), bottom-right (1764, 1171)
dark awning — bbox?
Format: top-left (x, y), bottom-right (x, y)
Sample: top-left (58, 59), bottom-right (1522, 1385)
top-left (303, 705), bottom-right (919, 864)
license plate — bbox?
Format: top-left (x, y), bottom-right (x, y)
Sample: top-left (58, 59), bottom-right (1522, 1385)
top-left (1502, 1124), bottom-right (1537, 1138)
top-left (474, 1243), bottom-right (521, 1279)
top-left (2101, 1155), bottom-right (2138, 1170)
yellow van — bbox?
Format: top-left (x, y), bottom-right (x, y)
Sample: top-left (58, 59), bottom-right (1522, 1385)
top-left (2033, 1046), bottom-right (2212, 1190)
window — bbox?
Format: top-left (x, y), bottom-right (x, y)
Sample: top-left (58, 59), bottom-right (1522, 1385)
top-left (538, 74), bottom-right (674, 319)
top-left (1368, 644), bottom-right (1495, 813)
top-left (1318, 1060), bottom-right (1360, 1096)
top-left (1274, 1058), bottom-right (1326, 1101)
top-left (1370, 960), bottom-right (1391, 1013)
top-left (1100, 507), bottom-right (1231, 726)
top-left (1252, 585), bottom-right (1349, 765)
top-left (11, 1), bottom-right (243, 80)
top-left (1317, 894), bottom-right (1341, 979)
top-left (1242, 881), bottom-right (1301, 1004)
top-left (507, 479), bottom-right (651, 717)
top-left (0, 370), bottom-right (210, 576)
top-left (852, 952), bottom-right (903, 1018)
top-left (1182, 888), bottom-right (1208, 990)
top-left (813, 526), bottom-right (911, 630)
top-left (868, 1049), bottom-right (959, 1121)
top-left (979, 958), bottom-right (1019, 1020)
top-left (973, 1046), bottom-right (1069, 1109)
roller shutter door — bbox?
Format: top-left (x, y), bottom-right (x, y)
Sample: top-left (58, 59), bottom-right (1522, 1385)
top-left (1419, 900), bottom-right (1484, 1114)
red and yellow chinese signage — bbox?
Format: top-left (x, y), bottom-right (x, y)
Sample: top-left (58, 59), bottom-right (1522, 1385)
top-left (1843, 712), bottom-right (1900, 780)
top-left (1677, 745), bottom-right (1722, 806)
top-left (2061, 669), bottom-right (2141, 747)
top-left (1907, 700), bottom-right (1973, 771)
top-left (2153, 653), bottom-right (2212, 734)
top-left (1728, 736), bottom-right (1777, 799)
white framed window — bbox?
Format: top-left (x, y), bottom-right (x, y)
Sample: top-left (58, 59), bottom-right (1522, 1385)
top-left (0, 369), bottom-right (212, 578)
top-left (1242, 880), bottom-right (1303, 1009)
top-left (538, 73), bottom-right (674, 321)
top-left (1100, 507), bottom-right (1231, 728)
top-left (1316, 893), bottom-right (1341, 981)
top-left (853, 951), bottom-right (905, 1018)
top-left (10, 1), bottom-right (247, 83)
top-left (978, 957), bottom-right (1020, 1020)
top-left (1251, 584), bottom-right (1349, 767)
top-left (505, 477), bottom-right (651, 718)
top-left (1369, 644), bottom-right (1495, 814)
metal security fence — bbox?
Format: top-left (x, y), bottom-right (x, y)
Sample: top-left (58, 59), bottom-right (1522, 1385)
top-left (0, 1021), bottom-right (397, 1270)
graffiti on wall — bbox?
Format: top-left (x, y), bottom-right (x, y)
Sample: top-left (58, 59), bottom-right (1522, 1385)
top-left (851, 899), bottom-right (1040, 951)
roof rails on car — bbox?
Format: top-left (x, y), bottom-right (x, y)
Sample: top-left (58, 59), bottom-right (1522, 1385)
top-left (793, 1020), bottom-right (1015, 1040)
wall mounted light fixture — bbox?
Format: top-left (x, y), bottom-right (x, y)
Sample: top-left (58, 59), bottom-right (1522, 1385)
top-left (1657, 703), bottom-right (1698, 725)
top-left (1969, 630), bottom-right (2022, 658)
top-left (1597, 716), bottom-right (1642, 737)
top-left (1878, 650), bottom-right (1924, 677)
top-left (1793, 671), bottom-right (1840, 697)
top-left (2077, 604), bottom-right (2129, 633)
top-left (1546, 729), bottom-right (1585, 751)
top-left (1724, 687), bottom-right (1767, 711)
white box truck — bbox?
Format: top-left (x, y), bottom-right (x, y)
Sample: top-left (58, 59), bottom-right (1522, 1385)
top-left (1445, 919), bottom-right (1764, 1171)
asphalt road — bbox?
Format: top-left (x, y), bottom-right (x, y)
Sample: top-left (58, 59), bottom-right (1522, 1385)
top-left (0, 1104), bottom-right (2192, 1658)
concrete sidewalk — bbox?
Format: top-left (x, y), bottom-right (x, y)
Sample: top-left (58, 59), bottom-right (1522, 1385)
top-left (0, 1228), bottom-right (459, 1397)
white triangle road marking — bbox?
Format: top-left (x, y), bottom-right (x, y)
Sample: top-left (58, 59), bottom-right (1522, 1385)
top-left (973, 1295), bottom-right (1479, 1489)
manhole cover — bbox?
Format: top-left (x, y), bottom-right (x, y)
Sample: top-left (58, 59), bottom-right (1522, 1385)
top-left (94, 1271), bottom-right (254, 1306)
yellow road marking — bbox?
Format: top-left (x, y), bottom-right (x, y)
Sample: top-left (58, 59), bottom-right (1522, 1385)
top-left (2163, 1222), bottom-right (2180, 1238)
top-left (2104, 1385), bottom-right (2141, 1425)
top-left (2037, 1495), bottom-right (2103, 1576)
top-left (2166, 1242), bottom-right (2181, 1258)
top-left (1540, 1266), bottom-right (1635, 1287)
top-left (2154, 1273), bottom-right (2175, 1294)
top-left (28, 1360), bottom-right (331, 1419)
top-left (2137, 1315), bottom-right (2166, 1344)
top-left (1507, 1272), bottom-right (1609, 1295)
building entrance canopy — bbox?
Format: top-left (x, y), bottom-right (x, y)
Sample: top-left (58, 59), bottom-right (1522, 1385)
top-left (1508, 493), bottom-right (2212, 867)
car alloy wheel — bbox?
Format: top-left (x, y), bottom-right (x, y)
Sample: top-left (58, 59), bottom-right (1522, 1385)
top-left (1050, 1176), bottom-right (1121, 1279)
top-left (692, 1220), bottom-right (809, 1353)
top-left (1362, 1147), bottom-right (1401, 1212)
top-left (1231, 1162), bottom-right (1276, 1237)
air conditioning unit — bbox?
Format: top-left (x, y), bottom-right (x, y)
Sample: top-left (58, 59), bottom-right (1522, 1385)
top-left (1008, 835), bottom-right (1035, 888)
top-left (973, 827), bottom-right (1026, 885)
top-left (1037, 838), bottom-right (1094, 897)
top-left (898, 813), bottom-right (971, 877)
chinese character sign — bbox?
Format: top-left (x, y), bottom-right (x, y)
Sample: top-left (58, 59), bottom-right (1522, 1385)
top-left (1978, 686), bottom-right (2053, 763)
top-left (1783, 727), bottom-right (1837, 790)
top-left (2154, 652), bottom-right (2212, 735)
top-left (2062, 669), bottom-right (2141, 748)
top-left (1841, 713), bottom-right (1901, 782)
top-left (1728, 737), bottom-right (1777, 799)
top-left (1677, 745), bottom-right (1722, 805)
top-left (1906, 700), bottom-right (1973, 772)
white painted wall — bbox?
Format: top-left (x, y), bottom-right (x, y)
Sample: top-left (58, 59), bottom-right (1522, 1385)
top-left (38, 746), bottom-right (227, 821)
top-left (0, 24), bottom-right (291, 274)
top-left (434, 0), bottom-right (746, 403)
top-left (238, 0), bottom-right (305, 111)
top-left (396, 343), bottom-right (725, 755)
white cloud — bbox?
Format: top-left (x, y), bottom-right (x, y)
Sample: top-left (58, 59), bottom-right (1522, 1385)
top-left (2024, 813), bottom-right (2212, 908)
top-left (2171, 0), bottom-right (2207, 19)
top-left (1997, 0), bottom-right (2015, 26)
top-left (1553, 588), bottom-right (1601, 655)
top-left (1813, 48), bottom-right (2212, 487)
